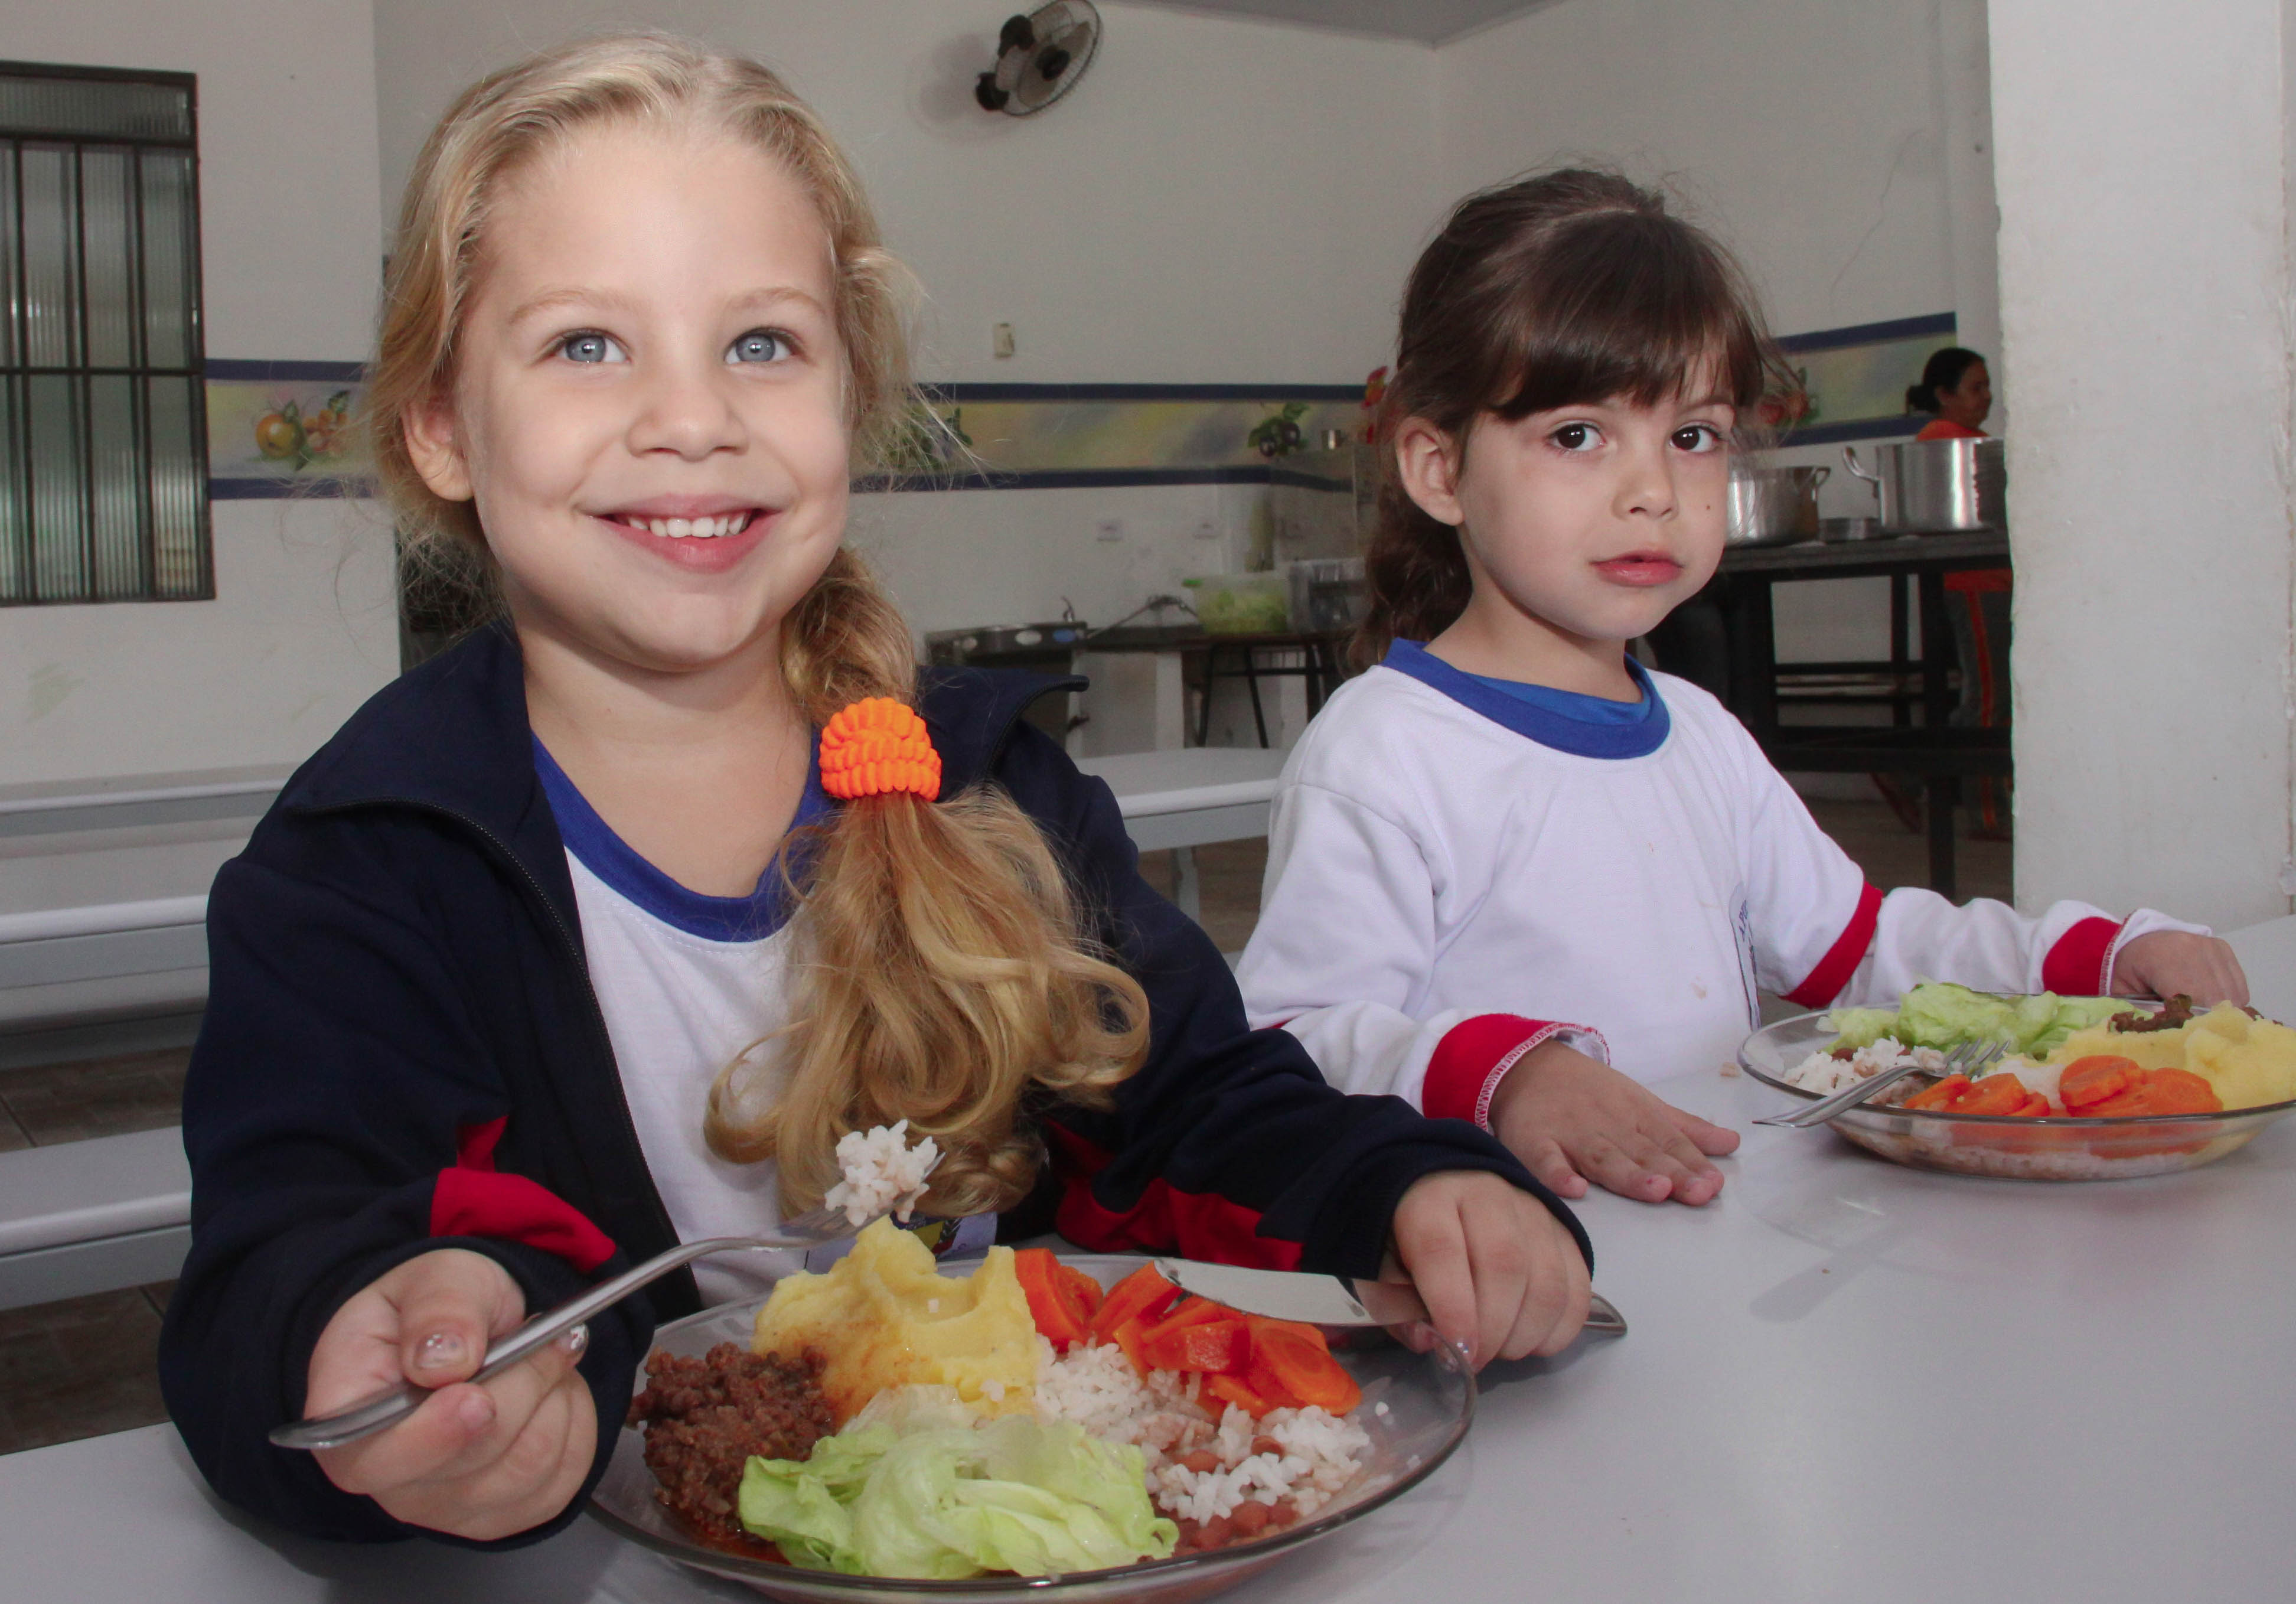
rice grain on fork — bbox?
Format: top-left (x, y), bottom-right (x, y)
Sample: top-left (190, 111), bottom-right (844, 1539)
top-left (824, 1120), bottom-right (941, 1227)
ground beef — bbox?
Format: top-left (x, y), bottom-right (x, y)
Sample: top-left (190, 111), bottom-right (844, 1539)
top-left (2112, 993), bottom-right (2195, 1034)
top-left (627, 1342), bottom-right (837, 1547)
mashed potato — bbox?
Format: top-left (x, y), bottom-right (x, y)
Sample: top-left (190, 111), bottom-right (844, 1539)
top-left (750, 1218), bottom-right (1037, 1424)
top-left (2048, 1003), bottom-right (2296, 1110)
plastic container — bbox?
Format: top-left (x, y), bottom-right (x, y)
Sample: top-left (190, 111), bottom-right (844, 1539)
top-left (1183, 572), bottom-right (1289, 634)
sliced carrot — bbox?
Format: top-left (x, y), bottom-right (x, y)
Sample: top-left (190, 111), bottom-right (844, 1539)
top-left (2140, 1068), bottom-right (2222, 1116)
top-left (1090, 1264), bottom-right (1181, 1346)
top-left (2060, 1055), bottom-right (2144, 1111)
top-left (1903, 1074), bottom-right (1970, 1111)
top-left (1244, 1317), bottom-right (1361, 1415)
top-left (1205, 1372), bottom-right (1279, 1418)
top-left (1141, 1318), bottom-right (1250, 1375)
top-left (1137, 1296), bottom-right (1227, 1341)
top-left (1942, 1072), bottom-right (2034, 1117)
top-left (1014, 1248), bottom-right (1095, 1349)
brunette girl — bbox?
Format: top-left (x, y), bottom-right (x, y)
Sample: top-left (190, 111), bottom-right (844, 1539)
top-left (1237, 171), bottom-right (2244, 1208)
top-left (161, 38), bottom-right (1590, 1546)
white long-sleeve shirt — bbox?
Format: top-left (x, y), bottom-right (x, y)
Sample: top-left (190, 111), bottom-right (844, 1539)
top-left (1235, 643), bottom-right (2205, 1127)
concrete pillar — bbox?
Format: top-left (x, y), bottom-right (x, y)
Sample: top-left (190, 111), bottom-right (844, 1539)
top-left (1990, 0), bottom-right (2295, 929)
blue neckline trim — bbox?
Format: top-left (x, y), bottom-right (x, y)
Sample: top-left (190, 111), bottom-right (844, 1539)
top-left (1381, 640), bottom-right (1672, 759)
top-left (533, 738), bottom-right (832, 943)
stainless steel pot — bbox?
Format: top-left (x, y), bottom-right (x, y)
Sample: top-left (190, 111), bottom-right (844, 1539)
top-left (1841, 438), bottom-right (2005, 533)
top-left (1725, 464), bottom-right (1829, 547)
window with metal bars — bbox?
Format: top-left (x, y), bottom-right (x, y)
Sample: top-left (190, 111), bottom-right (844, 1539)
top-left (1, 61), bottom-right (207, 605)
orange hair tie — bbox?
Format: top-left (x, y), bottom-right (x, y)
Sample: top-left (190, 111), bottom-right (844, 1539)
top-left (818, 697), bottom-right (942, 802)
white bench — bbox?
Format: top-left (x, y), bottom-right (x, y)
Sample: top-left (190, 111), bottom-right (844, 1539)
top-left (1077, 747), bottom-right (1287, 921)
top-left (0, 1127), bottom-right (190, 1311)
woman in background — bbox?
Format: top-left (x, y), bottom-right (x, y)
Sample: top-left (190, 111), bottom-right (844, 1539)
top-left (1900, 346), bottom-right (2007, 833)
top-left (1907, 347), bottom-right (1992, 440)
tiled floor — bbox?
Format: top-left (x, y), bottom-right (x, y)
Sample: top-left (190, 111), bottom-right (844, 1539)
top-left (0, 793), bottom-right (2000, 1459)
top-left (0, 1046), bottom-right (193, 1456)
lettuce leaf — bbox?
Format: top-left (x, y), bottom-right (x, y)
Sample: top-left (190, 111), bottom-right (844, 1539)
top-left (1823, 983), bottom-right (2131, 1057)
top-left (738, 1414), bottom-right (1178, 1579)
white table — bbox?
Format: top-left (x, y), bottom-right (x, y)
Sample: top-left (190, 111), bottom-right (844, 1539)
top-left (1078, 748), bottom-right (1287, 922)
top-left (11, 921), bottom-right (2294, 1600)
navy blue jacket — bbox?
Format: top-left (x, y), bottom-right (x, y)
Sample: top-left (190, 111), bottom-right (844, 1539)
top-left (159, 625), bottom-right (1585, 1546)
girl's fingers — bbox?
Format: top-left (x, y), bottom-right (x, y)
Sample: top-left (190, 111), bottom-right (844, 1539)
top-left (1459, 1202), bottom-right (1534, 1366)
top-left (1391, 1191), bottom-right (1480, 1364)
top-left (1519, 1136), bottom-right (1590, 1199)
top-left (322, 1325), bottom-right (590, 1504)
top-left (415, 1325), bottom-right (591, 1486)
top-left (1648, 1124), bottom-right (1724, 1204)
top-left (1573, 1135), bottom-right (1675, 1201)
top-left (392, 1252), bottom-right (524, 1387)
top-left (316, 1380), bottom-right (500, 1495)
top-left (1665, 1104), bottom-right (1743, 1156)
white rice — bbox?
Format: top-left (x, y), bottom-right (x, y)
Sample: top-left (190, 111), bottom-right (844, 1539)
top-left (1032, 1338), bottom-right (1370, 1526)
top-left (823, 1120), bottom-right (940, 1226)
top-left (1784, 1036), bottom-right (1949, 1095)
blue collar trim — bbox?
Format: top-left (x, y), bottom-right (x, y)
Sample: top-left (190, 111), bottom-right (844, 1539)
top-left (531, 738), bottom-right (832, 943)
top-left (1381, 640), bottom-right (1672, 759)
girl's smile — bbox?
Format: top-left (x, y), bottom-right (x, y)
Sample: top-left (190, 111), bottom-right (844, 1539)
top-left (596, 499), bottom-right (777, 573)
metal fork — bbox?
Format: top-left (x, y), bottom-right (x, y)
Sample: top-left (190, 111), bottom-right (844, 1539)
top-left (1756, 1038), bottom-right (2009, 1129)
top-left (269, 1203), bottom-right (868, 1453)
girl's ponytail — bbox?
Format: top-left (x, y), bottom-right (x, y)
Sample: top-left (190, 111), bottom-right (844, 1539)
top-left (706, 550), bottom-right (1150, 1219)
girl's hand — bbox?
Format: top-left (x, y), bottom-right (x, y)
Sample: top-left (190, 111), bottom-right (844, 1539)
top-left (306, 1248), bottom-right (598, 1541)
top-left (1486, 1040), bottom-right (1739, 1205)
top-left (1390, 1171), bottom-right (1590, 1367)
top-left (2112, 931), bottom-right (2249, 1008)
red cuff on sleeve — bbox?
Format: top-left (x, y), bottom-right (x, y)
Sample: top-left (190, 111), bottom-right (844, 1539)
top-left (430, 1116), bottom-right (617, 1274)
top-left (1785, 882), bottom-right (1885, 1008)
top-left (1425, 1014), bottom-right (1600, 1131)
top-left (1043, 1123), bottom-right (1302, 1270)
top-left (2042, 915), bottom-right (2122, 996)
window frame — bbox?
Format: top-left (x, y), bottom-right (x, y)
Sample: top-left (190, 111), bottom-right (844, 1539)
top-left (0, 57), bottom-right (211, 606)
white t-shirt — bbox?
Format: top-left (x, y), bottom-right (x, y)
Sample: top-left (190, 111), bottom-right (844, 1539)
top-left (536, 741), bottom-right (993, 1305)
top-left (1235, 644), bottom-right (2206, 1127)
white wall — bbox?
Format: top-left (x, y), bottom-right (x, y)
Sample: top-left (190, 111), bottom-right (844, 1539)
top-left (1991, 0), bottom-right (2293, 929)
top-left (0, 0), bottom-right (399, 787)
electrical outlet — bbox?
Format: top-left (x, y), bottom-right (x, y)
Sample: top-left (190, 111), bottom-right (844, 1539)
top-left (1095, 518), bottom-right (1124, 543)
top-left (993, 322), bottom-right (1016, 359)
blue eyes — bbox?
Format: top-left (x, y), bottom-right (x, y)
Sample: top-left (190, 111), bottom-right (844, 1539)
top-left (728, 330), bottom-right (788, 364)
top-left (560, 332), bottom-right (625, 364)
top-left (553, 330), bottom-right (792, 365)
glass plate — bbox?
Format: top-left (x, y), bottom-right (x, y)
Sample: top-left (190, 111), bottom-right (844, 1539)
top-left (587, 1253), bottom-right (1473, 1603)
top-left (1740, 1010), bottom-right (2296, 1180)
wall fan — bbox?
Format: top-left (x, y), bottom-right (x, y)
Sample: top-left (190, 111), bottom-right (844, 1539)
top-left (974, 2), bottom-right (1101, 116)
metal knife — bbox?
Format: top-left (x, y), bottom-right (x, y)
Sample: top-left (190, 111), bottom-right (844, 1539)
top-left (1154, 1259), bottom-right (1626, 1338)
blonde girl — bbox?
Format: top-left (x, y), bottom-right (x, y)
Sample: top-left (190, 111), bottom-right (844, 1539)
top-left (161, 36), bottom-right (1591, 1546)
